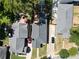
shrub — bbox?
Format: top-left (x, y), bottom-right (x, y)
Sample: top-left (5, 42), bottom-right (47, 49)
top-left (69, 47), bottom-right (78, 56)
top-left (59, 49), bottom-right (69, 59)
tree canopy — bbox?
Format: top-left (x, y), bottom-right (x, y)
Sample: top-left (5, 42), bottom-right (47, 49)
top-left (2, 0), bottom-right (33, 15)
top-left (0, 0), bottom-right (52, 20)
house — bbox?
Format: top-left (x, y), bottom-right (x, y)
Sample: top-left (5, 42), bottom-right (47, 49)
top-left (49, 0), bottom-right (79, 55)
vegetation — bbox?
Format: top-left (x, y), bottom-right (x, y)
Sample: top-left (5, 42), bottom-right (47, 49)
top-left (70, 27), bottom-right (79, 46)
top-left (2, 0), bottom-right (33, 14)
top-left (41, 56), bottom-right (47, 59)
top-left (59, 49), bottom-right (69, 59)
top-left (0, 15), bottom-right (11, 40)
top-left (39, 44), bottom-right (47, 57)
top-left (0, 15), bottom-right (10, 25)
top-left (0, 0), bottom-right (38, 22)
top-left (69, 47), bottom-right (78, 56)
top-left (3, 37), bottom-right (9, 46)
top-left (11, 54), bottom-right (25, 59)
top-left (31, 48), bottom-right (37, 59)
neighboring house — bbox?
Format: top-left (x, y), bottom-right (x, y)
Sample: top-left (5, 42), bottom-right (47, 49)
top-left (56, 4), bottom-right (73, 38)
top-left (50, 0), bottom-right (79, 53)
top-left (54, 4), bottom-right (73, 52)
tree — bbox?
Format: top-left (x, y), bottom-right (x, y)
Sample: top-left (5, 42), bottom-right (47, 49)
top-left (70, 27), bottom-right (79, 46)
top-left (0, 0), bottom-right (53, 21)
top-left (2, 0), bottom-right (33, 14)
top-left (0, 0), bottom-right (32, 23)
top-left (69, 47), bottom-right (78, 56)
top-left (59, 49), bottom-right (70, 59)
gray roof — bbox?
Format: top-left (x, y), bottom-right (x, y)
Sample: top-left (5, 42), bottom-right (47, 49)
top-left (32, 20), bottom-right (47, 48)
top-left (56, 4), bottom-right (73, 38)
top-left (19, 23), bottom-right (28, 38)
top-left (12, 22), bottom-right (28, 38)
top-left (9, 37), bottom-right (25, 53)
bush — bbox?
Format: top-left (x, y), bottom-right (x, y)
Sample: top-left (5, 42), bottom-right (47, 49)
top-left (69, 47), bottom-right (78, 56)
top-left (59, 49), bottom-right (69, 59)
top-left (41, 56), bottom-right (47, 59)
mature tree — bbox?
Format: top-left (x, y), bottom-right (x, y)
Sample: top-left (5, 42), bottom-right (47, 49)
top-left (0, 0), bottom-right (33, 22)
top-left (0, 0), bottom-right (53, 20)
top-left (2, 0), bottom-right (32, 14)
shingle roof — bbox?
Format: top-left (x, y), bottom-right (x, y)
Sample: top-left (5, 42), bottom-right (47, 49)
top-left (32, 20), bottom-right (47, 48)
top-left (12, 22), bottom-right (28, 38)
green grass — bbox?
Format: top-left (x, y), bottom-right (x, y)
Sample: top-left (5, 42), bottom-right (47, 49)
top-left (11, 54), bottom-right (25, 59)
top-left (3, 37), bottom-right (9, 46)
top-left (31, 44), bottom-right (47, 59)
top-left (31, 48), bottom-right (37, 59)
top-left (39, 44), bottom-right (47, 57)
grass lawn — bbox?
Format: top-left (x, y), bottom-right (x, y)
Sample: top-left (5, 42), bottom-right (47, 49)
top-left (3, 37), bottom-right (9, 46)
top-left (39, 44), bottom-right (47, 57)
top-left (31, 48), bottom-right (37, 59)
top-left (31, 44), bottom-right (47, 59)
top-left (11, 54), bottom-right (25, 59)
